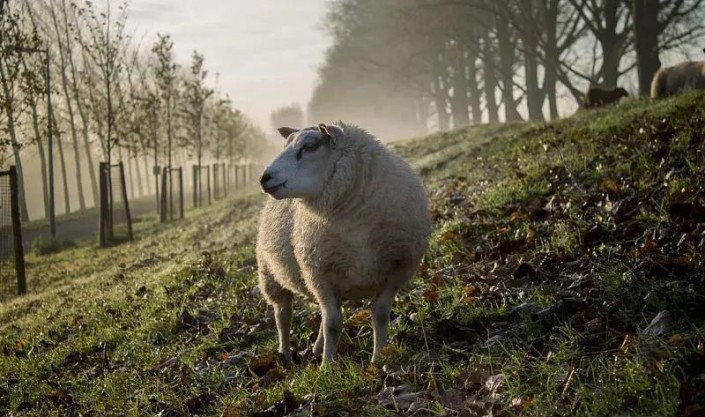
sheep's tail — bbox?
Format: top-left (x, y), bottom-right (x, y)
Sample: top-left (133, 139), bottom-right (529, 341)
top-left (650, 68), bottom-right (667, 99)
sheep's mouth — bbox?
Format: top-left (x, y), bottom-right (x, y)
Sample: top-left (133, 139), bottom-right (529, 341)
top-left (263, 181), bottom-right (287, 195)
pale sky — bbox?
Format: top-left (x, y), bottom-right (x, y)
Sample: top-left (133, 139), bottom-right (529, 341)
top-left (126, 0), bottom-right (332, 131)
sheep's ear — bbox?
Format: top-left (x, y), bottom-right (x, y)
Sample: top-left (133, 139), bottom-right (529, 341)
top-left (277, 127), bottom-right (298, 139)
top-left (318, 123), bottom-right (344, 145)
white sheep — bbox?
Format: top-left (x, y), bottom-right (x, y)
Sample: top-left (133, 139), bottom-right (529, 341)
top-left (651, 60), bottom-right (705, 99)
top-left (256, 122), bottom-right (431, 366)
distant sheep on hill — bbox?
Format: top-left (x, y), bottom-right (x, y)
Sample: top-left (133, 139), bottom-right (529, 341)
top-left (651, 61), bottom-right (705, 99)
top-left (256, 122), bottom-right (431, 366)
top-left (584, 86), bottom-right (629, 109)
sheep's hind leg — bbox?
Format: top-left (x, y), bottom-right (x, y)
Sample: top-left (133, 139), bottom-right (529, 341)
top-left (273, 295), bottom-right (293, 364)
top-left (371, 286), bottom-right (397, 364)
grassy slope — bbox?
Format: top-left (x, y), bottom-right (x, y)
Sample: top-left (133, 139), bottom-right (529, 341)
top-left (2, 93), bottom-right (705, 416)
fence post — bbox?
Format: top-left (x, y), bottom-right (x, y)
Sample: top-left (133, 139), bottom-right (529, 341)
top-left (119, 162), bottom-right (133, 240)
top-left (212, 164), bottom-right (218, 200)
top-left (207, 165), bottom-right (211, 205)
top-left (192, 165), bottom-right (198, 208)
top-left (223, 163), bottom-right (227, 196)
top-left (98, 162), bottom-right (108, 246)
top-left (160, 167), bottom-right (168, 223)
top-left (178, 168), bottom-right (184, 219)
top-left (168, 167), bottom-right (174, 220)
top-left (154, 164), bottom-right (160, 214)
top-left (222, 163), bottom-right (226, 196)
top-left (235, 163), bottom-right (240, 190)
top-left (9, 166), bottom-right (26, 295)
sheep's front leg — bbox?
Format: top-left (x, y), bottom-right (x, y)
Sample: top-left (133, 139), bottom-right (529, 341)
top-left (273, 296), bottom-right (293, 364)
top-left (313, 322), bottom-right (324, 355)
top-left (319, 298), bottom-right (343, 365)
top-left (371, 288), bottom-right (395, 364)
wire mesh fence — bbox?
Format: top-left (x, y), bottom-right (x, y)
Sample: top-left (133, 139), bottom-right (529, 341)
top-left (99, 162), bottom-right (133, 246)
top-left (0, 166), bottom-right (26, 301)
top-left (160, 167), bottom-right (184, 222)
top-left (192, 165), bottom-right (211, 207)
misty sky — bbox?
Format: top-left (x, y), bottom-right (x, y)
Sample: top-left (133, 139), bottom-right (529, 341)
top-left (126, 0), bottom-right (332, 132)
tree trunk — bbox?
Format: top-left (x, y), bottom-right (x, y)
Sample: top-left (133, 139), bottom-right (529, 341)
top-left (599, 0), bottom-right (624, 87)
top-left (68, 54), bottom-right (98, 206)
top-left (431, 58), bottom-right (450, 131)
top-left (82, 48), bottom-right (108, 161)
top-left (126, 151), bottom-right (135, 199)
top-left (496, 14), bottom-right (522, 122)
top-left (133, 151), bottom-right (144, 197)
top-left (466, 45), bottom-right (482, 124)
top-left (30, 97), bottom-right (49, 218)
top-left (26, 71), bottom-right (49, 218)
top-left (450, 42), bottom-right (470, 129)
top-left (482, 34), bottom-right (499, 123)
top-left (51, 111), bottom-right (71, 215)
top-left (524, 42), bottom-right (544, 121)
top-left (59, 63), bottom-right (86, 210)
top-left (50, 0), bottom-right (86, 210)
top-left (143, 155), bottom-right (152, 195)
top-left (632, 0), bottom-right (660, 96)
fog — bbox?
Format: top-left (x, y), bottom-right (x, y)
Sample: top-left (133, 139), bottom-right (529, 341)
top-left (4, 0), bottom-right (705, 223)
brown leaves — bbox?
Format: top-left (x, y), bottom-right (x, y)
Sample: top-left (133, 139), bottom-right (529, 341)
top-left (669, 201), bottom-right (705, 225)
top-left (377, 370), bottom-right (507, 416)
top-left (248, 353), bottom-right (282, 377)
top-left (600, 178), bottom-right (622, 195)
top-left (250, 389), bottom-right (299, 417)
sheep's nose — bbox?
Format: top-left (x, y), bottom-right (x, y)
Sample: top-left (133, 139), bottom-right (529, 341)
top-left (260, 172), bottom-right (272, 186)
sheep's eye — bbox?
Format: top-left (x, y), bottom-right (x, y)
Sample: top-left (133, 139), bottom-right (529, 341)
top-left (302, 143), bottom-right (319, 152)
top-left (296, 143), bottom-right (319, 160)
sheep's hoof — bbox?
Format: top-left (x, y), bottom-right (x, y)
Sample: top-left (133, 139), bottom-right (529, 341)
top-left (277, 351), bottom-right (293, 368)
top-left (319, 360), bottom-right (335, 371)
top-left (371, 355), bottom-right (384, 366)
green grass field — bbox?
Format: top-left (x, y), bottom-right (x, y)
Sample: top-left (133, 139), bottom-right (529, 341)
top-left (2, 92), bottom-right (705, 416)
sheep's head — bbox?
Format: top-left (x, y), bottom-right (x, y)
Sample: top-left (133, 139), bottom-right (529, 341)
top-left (615, 87), bottom-right (629, 98)
top-left (259, 123), bottom-right (344, 200)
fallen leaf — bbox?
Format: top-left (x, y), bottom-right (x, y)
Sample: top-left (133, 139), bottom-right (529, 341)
top-left (582, 225), bottom-right (604, 246)
top-left (439, 387), bottom-right (466, 410)
top-left (185, 392), bottom-right (215, 413)
top-left (639, 238), bottom-right (660, 256)
top-left (642, 310), bottom-right (672, 337)
top-left (377, 384), bottom-right (424, 411)
top-left (248, 353), bottom-right (281, 377)
top-left (259, 366), bottom-right (285, 388)
top-left (670, 334), bottom-right (687, 348)
top-left (512, 262), bottom-right (537, 279)
top-left (600, 178), bottom-right (621, 195)
top-left (347, 310), bottom-right (371, 327)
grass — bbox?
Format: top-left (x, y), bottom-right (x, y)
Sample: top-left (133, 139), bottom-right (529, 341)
top-left (30, 236), bottom-right (76, 256)
top-left (3, 93), bottom-right (705, 416)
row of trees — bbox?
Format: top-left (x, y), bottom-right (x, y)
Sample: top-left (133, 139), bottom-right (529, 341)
top-left (309, 0), bottom-right (705, 139)
top-left (0, 0), bottom-right (267, 221)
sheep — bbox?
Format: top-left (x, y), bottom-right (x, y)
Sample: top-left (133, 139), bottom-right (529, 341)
top-left (651, 61), bottom-right (705, 99)
top-left (256, 121), bottom-right (431, 366)
top-left (583, 86), bottom-right (629, 109)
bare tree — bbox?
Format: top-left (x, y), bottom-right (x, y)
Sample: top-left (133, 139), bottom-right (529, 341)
top-left (181, 50), bottom-right (212, 170)
top-left (151, 33), bottom-right (177, 169)
top-left (76, 0), bottom-right (129, 165)
top-left (0, 8), bottom-right (42, 220)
